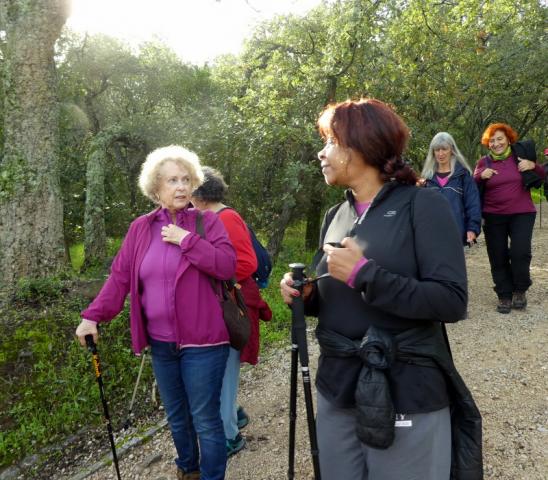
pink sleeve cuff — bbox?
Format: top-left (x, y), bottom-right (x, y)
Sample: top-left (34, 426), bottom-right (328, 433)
top-left (179, 233), bottom-right (193, 249)
top-left (81, 318), bottom-right (98, 324)
top-left (347, 257), bottom-right (368, 288)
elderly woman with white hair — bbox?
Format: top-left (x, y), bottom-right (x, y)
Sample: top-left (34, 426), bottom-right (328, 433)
top-left (75, 145), bottom-right (236, 480)
top-left (422, 132), bottom-right (481, 246)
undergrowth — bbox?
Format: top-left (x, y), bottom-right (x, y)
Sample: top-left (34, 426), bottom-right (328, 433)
top-left (0, 283), bottom-right (154, 468)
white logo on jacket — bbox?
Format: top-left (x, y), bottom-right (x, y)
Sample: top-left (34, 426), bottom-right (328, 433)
top-left (384, 210), bottom-right (397, 217)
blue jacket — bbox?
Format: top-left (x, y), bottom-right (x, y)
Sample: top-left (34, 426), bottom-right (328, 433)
top-left (425, 164), bottom-right (481, 244)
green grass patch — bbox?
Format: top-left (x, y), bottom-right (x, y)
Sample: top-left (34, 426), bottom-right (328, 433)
top-left (69, 243), bottom-right (84, 272)
top-left (69, 238), bottom-right (124, 275)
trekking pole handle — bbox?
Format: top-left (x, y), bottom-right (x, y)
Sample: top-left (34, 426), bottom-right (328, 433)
top-left (85, 334), bottom-right (97, 354)
top-left (289, 263), bottom-right (306, 289)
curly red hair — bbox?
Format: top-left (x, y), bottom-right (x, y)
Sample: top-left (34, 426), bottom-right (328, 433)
top-left (481, 123), bottom-right (518, 147)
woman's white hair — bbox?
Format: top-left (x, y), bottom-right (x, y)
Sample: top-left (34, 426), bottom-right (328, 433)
top-left (421, 132), bottom-right (472, 179)
top-left (139, 145), bottom-right (204, 203)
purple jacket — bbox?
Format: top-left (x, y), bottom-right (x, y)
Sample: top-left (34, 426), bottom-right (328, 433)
top-left (81, 207), bottom-right (236, 354)
top-left (473, 154), bottom-right (544, 215)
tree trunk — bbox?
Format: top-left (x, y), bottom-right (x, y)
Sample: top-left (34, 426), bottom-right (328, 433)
top-left (83, 149), bottom-right (107, 270)
top-left (266, 198), bottom-right (295, 264)
top-left (305, 194), bottom-right (323, 250)
top-left (0, 0), bottom-right (70, 300)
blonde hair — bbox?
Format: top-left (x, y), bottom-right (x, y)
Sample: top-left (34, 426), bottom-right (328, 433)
top-left (139, 145), bottom-right (203, 203)
top-left (421, 132), bottom-right (471, 179)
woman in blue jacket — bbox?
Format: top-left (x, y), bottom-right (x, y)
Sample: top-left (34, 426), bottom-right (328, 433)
top-left (422, 132), bottom-right (481, 246)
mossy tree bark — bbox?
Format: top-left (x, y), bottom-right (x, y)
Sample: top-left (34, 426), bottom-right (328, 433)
top-left (82, 147), bottom-right (106, 270)
top-left (82, 131), bottom-right (147, 270)
top-left (0, 0), bottom-right (70, 300)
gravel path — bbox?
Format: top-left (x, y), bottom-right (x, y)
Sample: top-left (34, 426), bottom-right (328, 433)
top-left (45, 215), bottom-right (548, 479)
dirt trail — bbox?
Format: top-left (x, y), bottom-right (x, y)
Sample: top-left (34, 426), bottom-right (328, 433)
top-left (53, 212), bottom-right (548, 479)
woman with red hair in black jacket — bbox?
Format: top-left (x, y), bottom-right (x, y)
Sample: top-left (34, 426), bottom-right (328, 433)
top-left (280, 98), bottom-right (481, 480)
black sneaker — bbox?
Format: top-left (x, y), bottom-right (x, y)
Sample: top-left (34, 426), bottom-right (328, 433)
top-left (237, 406), bottom-right (249, 430)
top-left (512, 292), bottom-right (527, 309)
top-left (226, 433), bottom-right (246, 457)
top-left (497, 298), bottom-right (512, 314)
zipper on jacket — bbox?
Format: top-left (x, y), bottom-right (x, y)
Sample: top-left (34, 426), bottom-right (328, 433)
top-left (162, 210), bottom-right (180, 346)
top-left (172, 210), bottom-right (191, 348)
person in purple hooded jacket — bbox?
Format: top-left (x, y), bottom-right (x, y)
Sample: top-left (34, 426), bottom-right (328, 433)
top-left (473, 123), bottom-right (545, 314)
top-left (75, 145), bottom-right (236, 480)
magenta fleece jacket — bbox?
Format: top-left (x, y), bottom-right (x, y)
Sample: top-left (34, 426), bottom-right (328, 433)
top-left (81, 207), bottom-right (236, 354)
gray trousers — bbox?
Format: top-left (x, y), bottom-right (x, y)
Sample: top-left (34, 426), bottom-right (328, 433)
top-left (316, 392), bottom-right (451, 480)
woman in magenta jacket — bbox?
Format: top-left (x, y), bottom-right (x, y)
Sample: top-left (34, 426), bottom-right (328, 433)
top-left (76, 146), bottom-right (236, 480)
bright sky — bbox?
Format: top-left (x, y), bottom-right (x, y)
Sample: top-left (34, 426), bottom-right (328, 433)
top-left (67, 0), bottom-right (323, 64)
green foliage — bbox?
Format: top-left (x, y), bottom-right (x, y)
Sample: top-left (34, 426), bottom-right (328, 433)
top-left (259, 221), bottom-right (316, 344)
top-left (51, 1), bottom-right (546, 261)
top-left (13, 277), bottom-right (66, 305)
top-left (0, 291), bottom-right (154, 468)
top-left (56, 32), bottom-right (216, 251)
top-left (69, 243), bottom-right (84, 272)
top-left (530, 187), bottom-right (545, 204)
top-left (69, 238), bottom-right (122, 277)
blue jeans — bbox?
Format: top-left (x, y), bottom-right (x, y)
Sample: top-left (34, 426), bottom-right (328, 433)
top-left (150, 340), bottom-right (229, 480)
top-left (220, 347), bottom-right (241, 440)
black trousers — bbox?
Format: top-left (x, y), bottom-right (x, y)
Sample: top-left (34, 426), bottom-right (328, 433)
top-left (483, 212), bottom-right (536, 299)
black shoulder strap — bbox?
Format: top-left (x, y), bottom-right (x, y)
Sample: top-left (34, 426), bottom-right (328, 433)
top-left (195, 212), bottom-right (220, 294)
top-left (195, 211), bottom-right (205, 237)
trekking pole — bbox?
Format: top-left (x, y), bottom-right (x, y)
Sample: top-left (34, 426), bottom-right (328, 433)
top-left (123, 349), bottom-right (147, 430)
top-left (287, 317), bottom-right (299, 479)
top-left (287, 263), bottom-right (321, 480)
top-left (85, 335), bottom-right (122, 480)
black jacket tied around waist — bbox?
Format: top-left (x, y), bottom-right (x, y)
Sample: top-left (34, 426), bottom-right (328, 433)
top-left (316, 323), bottom-right (483, 480)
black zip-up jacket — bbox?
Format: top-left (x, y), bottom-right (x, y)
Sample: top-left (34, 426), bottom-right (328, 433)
top-left (306, 182), bottom-right (468, 412)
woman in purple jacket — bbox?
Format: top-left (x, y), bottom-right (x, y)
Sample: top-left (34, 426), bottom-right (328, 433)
top-left (75, 145), bottom-right (236, 480)
top-left (474, 123), bottom-right (545, 314)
